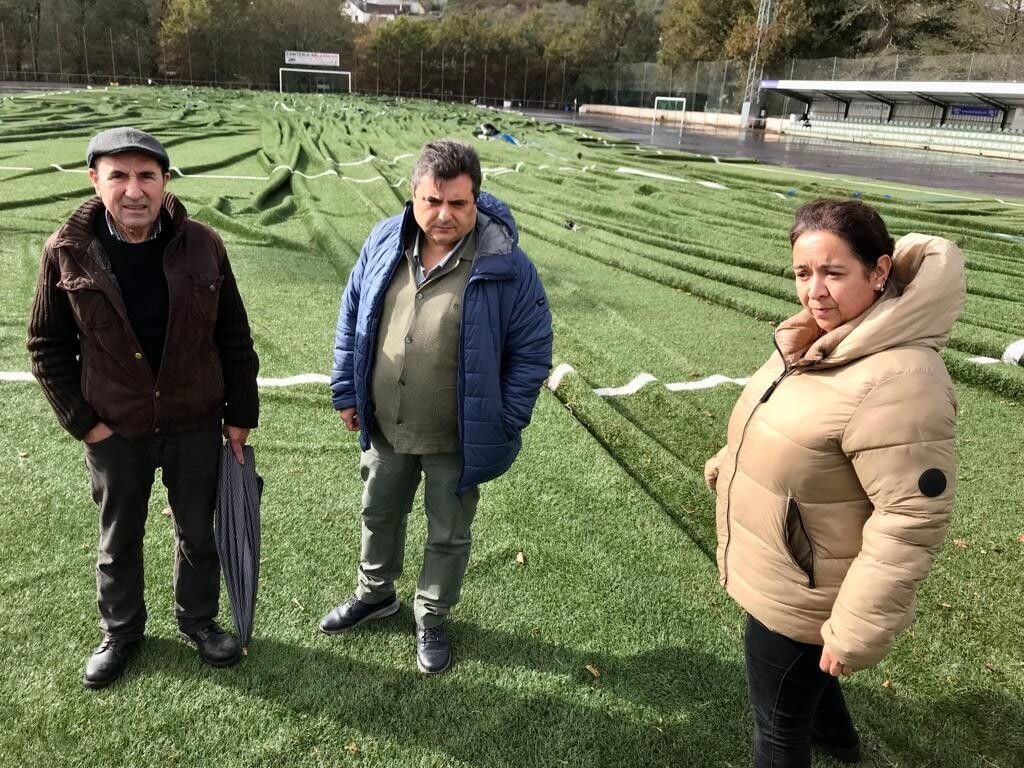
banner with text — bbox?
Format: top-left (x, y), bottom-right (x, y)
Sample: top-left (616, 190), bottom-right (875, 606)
top-left (284, 51), bottom-right (340, 68)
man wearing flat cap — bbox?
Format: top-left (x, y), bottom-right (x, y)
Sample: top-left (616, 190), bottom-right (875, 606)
top-left (27, 127), bottom-right (260, 688)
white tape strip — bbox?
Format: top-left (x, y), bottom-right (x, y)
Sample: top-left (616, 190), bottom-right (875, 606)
top-left (617, 167), bottom-right (688, 183)
top-left (593, 373), bottom-right (658, 397)
top-left (546, 363), bottom-right (577, 391)
top-left (1003, 339), bottom-right (1024, 365)
top-left (666, 374), bottom-right (750, 391)
top-left (257, 374), bottom-right (330, 387)
top-left (697, 180), bottom-right (727, 190)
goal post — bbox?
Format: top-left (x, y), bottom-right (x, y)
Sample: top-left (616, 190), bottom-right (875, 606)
top-left (652, 96), bottom-right (686, 141)
top-left (278, 68), bottom-right (352, 94)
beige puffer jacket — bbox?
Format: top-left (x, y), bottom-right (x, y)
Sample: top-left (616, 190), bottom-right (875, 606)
top-left (705, 234), bottom-right (965, 670)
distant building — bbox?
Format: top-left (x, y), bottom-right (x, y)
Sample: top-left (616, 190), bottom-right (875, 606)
top-left (343, 0), bottom-right (428, 22)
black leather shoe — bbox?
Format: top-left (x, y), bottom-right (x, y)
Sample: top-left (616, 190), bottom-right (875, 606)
top-left (319, 594), bottom-right (399, 634)
top-left (416, 623), bottom-right (451, 675)
top-left (83, 636), bottom-right (141, 690)
top-left (180, 622), bottom-right (241, 667)
top-left (812, 725), bottom-right (862, 764)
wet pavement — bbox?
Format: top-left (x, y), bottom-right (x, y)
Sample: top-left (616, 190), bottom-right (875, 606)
top-left (524, 109), bottom-right (1024, 200)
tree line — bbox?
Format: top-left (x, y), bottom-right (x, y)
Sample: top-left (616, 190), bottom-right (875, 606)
top-left (1, 0), bottom-right (1021, 101)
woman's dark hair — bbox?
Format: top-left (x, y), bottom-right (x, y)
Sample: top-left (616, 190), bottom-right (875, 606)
top-left (790, 199), bottom-right (895, 270)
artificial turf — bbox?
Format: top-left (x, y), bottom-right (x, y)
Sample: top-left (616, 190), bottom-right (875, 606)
top-left (0, 87), bottom-right (1021, 767)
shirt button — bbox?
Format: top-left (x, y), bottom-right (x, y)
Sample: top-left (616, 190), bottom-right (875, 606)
top-left (416, 293), bottom-right (423, 300)
top-left (396, 419), bottom-right (404, 425)
top-left (154, 427), bottom-right (161, 434)
top-left (154, 390), bottom-right (161, 398)
top-left (398, 380), bottom-right (405, 386)
top-left (134, 352), bottom-right (143, 360)
top-left (209, 283), bottom-right (217, 292)
top-left (405, 336), bottom-right (412, 344)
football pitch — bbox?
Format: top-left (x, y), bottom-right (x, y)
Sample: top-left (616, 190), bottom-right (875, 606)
top-left (0, 87), bottom-right (1022, 767)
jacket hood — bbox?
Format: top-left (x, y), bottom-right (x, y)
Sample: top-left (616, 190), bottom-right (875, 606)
top-left (775, 233), bottom-right (966, 370)
top-left (475, 191), bottom-right (518, 260)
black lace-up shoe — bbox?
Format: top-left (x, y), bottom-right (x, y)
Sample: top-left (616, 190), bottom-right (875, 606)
top-left (812, 724), bottom-right (862, 763)
top-left (319, 594), bottom-right (399, 634)
top-left (83, 636), bottom-right (141, 689)
top-left (179, 622), bottom-right (241, 667)
top-left (416, 623), bottom-right (451, 675)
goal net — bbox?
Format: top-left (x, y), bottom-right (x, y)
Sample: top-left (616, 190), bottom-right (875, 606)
top-left (651, 96), bottom-right (686, 140)
top-left (279, 68), bottom-right (352, 94)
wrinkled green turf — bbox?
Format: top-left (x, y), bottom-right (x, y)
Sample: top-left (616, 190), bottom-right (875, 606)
top-left (1, 87), bottom-right (1022, 767)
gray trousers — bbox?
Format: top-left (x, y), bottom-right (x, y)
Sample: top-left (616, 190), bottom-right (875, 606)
top-left (83, 427), bottom-right (222, 640)
top-left (356, 430), bottom-right (480, 628)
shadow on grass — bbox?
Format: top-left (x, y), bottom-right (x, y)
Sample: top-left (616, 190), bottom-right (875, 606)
top-left (131, 620), bottom-right (1022, 768)
top-left (138, 623), bottom-right (751, 767)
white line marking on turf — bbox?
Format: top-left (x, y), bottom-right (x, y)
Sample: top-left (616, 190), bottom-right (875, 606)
top-left (738, 164), bottom-right (984, 201)
top-left (1003, 339), bottom-right (1024, 365)
top-left (968, 356), bottom-right (1000, 364)
top-left (0, 165), bottom-right (33, 171)
top-left (0, 372), bottom-right (34, 382)
top-left (51, 163), bottom-right (90, 173)
top-left (617, 167), bottom-right (688, 183)
top-left (544, 367), bottom-right (750, 397)
top-left (546, 363), bottom-right (576, 391)
top-left (697, 180), bottom-right (728, 189)
top-left (258, 374), bottom-right (330, 387)
top-left (171, 166), bottom-right (268, 180)
top-left (593, 373), bottom-right (659, 397)
top-left (666, 374), bottom-right (750, 391)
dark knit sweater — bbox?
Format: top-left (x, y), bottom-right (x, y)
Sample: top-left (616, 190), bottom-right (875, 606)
top-left (95, 210), bottom-right (172, 376)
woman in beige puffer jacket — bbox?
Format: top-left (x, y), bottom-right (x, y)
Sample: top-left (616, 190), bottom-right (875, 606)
top-left (705, 199), bottom-right (964, 767)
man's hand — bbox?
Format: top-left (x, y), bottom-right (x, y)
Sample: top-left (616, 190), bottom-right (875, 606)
top-left (223, 424), bottom-right (250, 464)
top-left (820, 647), bottom-right (854, 677)
top-left (338, 407), bottom-right (359, 432)
top-left (83, 422), bottom-right (114, 444)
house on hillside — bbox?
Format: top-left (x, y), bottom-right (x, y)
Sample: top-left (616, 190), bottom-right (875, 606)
top-left (343, 0), bottom-right (429, 22)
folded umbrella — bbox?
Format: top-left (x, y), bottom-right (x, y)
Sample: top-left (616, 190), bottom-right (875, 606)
top-left (215, 443), bottom-right (262, 651)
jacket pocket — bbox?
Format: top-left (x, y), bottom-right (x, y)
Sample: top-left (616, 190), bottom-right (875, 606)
top-left (784, 497), bottom-right (816, 588)
top-left (190, 274), bottom-right (224, 325)
top-left (57, 278), bottom-right (114, 330)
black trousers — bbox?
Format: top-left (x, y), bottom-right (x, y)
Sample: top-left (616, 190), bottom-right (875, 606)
top-left (84, 427), bottom-right (222, 640)
top-left (744, 614), bottom-right (856, 768)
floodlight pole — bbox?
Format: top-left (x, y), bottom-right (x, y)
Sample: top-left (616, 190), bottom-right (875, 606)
top-left (542, 56), bottom-right (548, 107)
top-left (741, 0), bottom-right (774, 126)
top-left (56, 22), bottom-right (63, 78)
top-left (109, 28), bottom-right (116, 80)
top-left (83, 25), bottom-right (90, 84)
top-left (522, 56), bottom-right (528, 106)
top-left (560, 59), bottom-right (566, 109)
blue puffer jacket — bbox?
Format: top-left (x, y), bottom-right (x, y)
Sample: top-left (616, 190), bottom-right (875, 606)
top-left (331, 192), bottom-right (553, 494)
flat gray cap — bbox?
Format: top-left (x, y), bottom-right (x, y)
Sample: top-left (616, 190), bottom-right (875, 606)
top-left (86, 127), bottom-right (170, 171)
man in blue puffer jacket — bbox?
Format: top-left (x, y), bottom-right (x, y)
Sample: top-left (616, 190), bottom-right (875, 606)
top-left (321, 140), bottom-right (553, 674)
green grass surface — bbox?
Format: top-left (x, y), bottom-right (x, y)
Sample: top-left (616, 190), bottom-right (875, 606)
top-left (1, 87), bottom-right (1022, 767)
